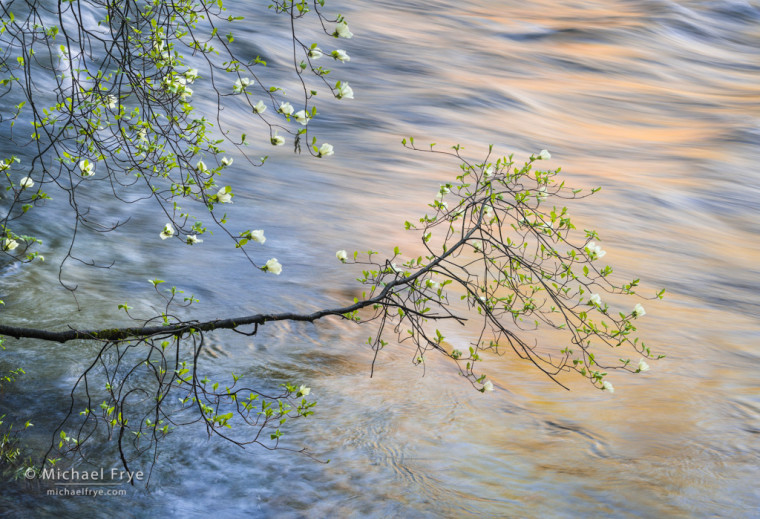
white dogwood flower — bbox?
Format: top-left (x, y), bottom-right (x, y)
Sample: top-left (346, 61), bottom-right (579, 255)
top-left (160, 223), bottom-right (175, 240)
top-left (586, 241), bottom-right (606, 259)
top-left (216, 187), bottom-right (232, 203)
top-left (317, 143), bottom-right (334, 158)
top-left (336, 82), bottom-right (354, 99)
top-left (334, 22), bottom-right (353, 39)
top-left (250, 230), bottom-right (266, 244)
top-left (331, 49), bottom-right (350, 62)
top-left (602, 380), bottom-right (614, 393)
top-left (79, 159), bottom-right (95, 177)
top-left (293, 110), bottom-right (309, 125)
top-left (638, 358), bottom-right (650, 372)
top-left (252, 100), bottom-right (267, 114)
top-left (186, 234), bottom-right (202, 245)
top-left (632, 303), bottom-right (646, 318)
top-left (3, 239), bottom-right (19, 251)
top-left (19, 177), bottom-right (34, 189)
top-left (589, 293), bottom-right (602, 306)
top-left (278, 102), bottom-right (294, 116)
top-left (233, 77), bottom-right (251, 93)
top-left (537, 149), bottom-right (551, 160)
top-left (265, 258), bottom-right (282, 275)
top-left (336, 249), bottom-right (348, 262)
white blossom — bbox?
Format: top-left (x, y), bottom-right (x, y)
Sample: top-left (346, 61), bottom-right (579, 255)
top-left (334, 22), bottom-right (353, 39)
top-left (252, 100), bottom-right (267, 114)
top-left (298, 385), bottom-right (311, 396)
top-left (426, 279), bottom-right (441, 291)
top-left (19, 177), bottom-right (34, 189)
top-left (331, 49), bottom-right (350, 62)
top-left (602, 380), bottom-right (614, 393)
top-left (265, 258), bottom-right (282, 275)
top-left (3, 239), bottom-right (19, 251)
top-left (308, 48), bottom-right (323, 59)
top-left (336, 249), bottom-right (348, 262)
top-left (221, 157), bottom-right (234, 167)
top-left (484, 165), bottom-right (495, 178)
top-left (440, 185), bottom-right (450, 195)
top-left (483, 380), bottom-right (494, 392)
top-left (79, 159), bottom-right (95, 177)
top-left (216, 186), bottom-right (232, 204)
top-left (271, 133), bottom-right (285, 146)
top-left (250, 230), bottom-right (266, 244)
top-left (589, 293), bottom-right (602, 306)
top-left (293, 110), bottom-right (309, 125)
top-left (185, 68), bottom-right (199, 82)
top-left (179, 87), bottom-right (193, 101)
top-left (278, 102), bottom-right (294, 116)
top-left (638, 358), bottom-right (650, 372)
top-left (106, 95), bottom-right (117, 110)
top-left (632, 303), bottom-right (646, 318)
top-left (586, 241), bottom-right (606, 259)
top-left (233, 77), bottom-right (251, 93)
top-left (160, 223), bottom-right (175, 240)
top-left (537, 149), bottom-right (551, 160)
top-left (186, 234), bottom-right (203, 245)
top-left (336, 82), bottom-right (354, 100)
top-left (317, 143), bottom-right (334, 158)
top-left (196, 159), bottom-right (209, 174)
top-left (536, 186), bottom-right (548, 201)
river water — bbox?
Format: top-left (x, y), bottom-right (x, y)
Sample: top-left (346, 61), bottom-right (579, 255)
top-left (1, 0), bottom-right (759, 517)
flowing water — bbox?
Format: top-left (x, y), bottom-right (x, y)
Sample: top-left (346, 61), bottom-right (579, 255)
top-left (1, 0), bottom-right (759, 516)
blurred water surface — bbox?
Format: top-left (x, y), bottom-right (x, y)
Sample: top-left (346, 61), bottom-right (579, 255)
top-left (1, 0), bottom-right (759, 517)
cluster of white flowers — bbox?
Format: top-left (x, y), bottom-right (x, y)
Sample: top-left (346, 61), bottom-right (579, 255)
top-left (317, 143), bottom-right (334, 158)
top-left (3, 238), bottom-right (19, 251)
top-left (79, 159), bottom-right (95, 177)
top-left (162, 71), bottom-right (194, 101)
top-left (336, 249), bottom-right (348, 262)
top-left (586, 241), bottom-right (606, 259)
top-left (264, 258), bottom-right (282, 275)
top-left (233, 77), bottom-right (252, 94)
top-left (160, 223), bottom-right (175, 240)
